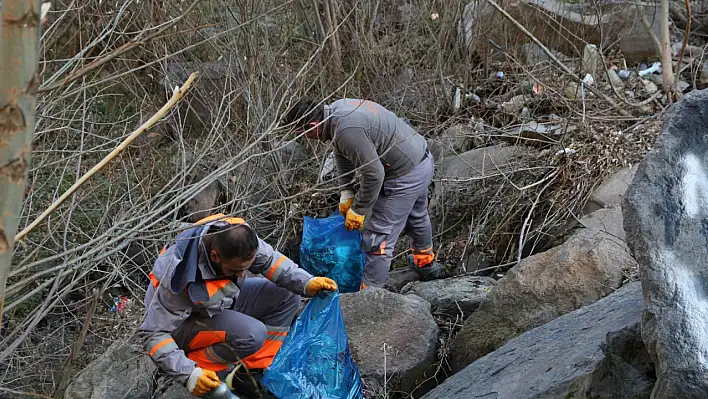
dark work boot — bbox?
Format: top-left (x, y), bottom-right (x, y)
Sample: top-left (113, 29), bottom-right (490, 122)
top-left (223, 364), bottom-right (275, 399)
top-left (407, 254), bottom-right (446, 281)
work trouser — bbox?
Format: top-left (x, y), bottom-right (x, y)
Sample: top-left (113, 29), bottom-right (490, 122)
top-left (173, 277), bottom-right (300, 372)
top-left (361, 151), bottom-right (435, 287)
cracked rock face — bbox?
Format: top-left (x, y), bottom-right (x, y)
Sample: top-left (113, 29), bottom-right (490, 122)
top-left (623, 88), bottom-right (708, 399)
top-left (422, 282), bottom-right (655, 399)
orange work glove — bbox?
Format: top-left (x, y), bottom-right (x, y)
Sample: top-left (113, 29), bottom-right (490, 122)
top-left (339, 190), bottom-right (354, 217)
top-left (187, 367), bottom-right (221, 396)
top-left (305, 277), bottom-right (338, 296)
top-left (345, 208), bottom-right (365, 231)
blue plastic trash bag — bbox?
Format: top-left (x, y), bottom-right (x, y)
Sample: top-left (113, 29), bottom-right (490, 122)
top-left (261, 291), bottom-right (363, 399)
top-left (300, 213), bottom-right (365, 293)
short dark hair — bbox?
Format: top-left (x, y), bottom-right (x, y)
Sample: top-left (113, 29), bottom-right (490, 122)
top-left (210, 224), bottom-right (259, 261)
top-left (282, 97), bottom-right (324, 130)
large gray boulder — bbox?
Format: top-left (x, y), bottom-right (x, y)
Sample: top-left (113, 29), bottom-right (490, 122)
top-left (449, 228), bottom-right (636, 371)
top-left (339, 287), bottom-right (439, 397)
top-left (400, 275), bottom-right (495, 320)
top-left (422, 282), bottom-right (655, 399)
top-left (623, 88), bottom-right (708, 398)
top-left (64, 340), bottom-right (156, 399)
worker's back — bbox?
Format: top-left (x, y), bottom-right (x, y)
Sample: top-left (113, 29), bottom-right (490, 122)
top-left (328, 99), bottom-right (428, 180)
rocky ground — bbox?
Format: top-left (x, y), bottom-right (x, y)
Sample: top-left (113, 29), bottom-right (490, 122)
top-left (9, 0), bottom-right (708, 398)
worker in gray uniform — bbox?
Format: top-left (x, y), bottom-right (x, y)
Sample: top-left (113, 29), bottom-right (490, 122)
top-left (283, 98), bottom-right (445, 288)
top-left (138, 214), bottom-right (337, 398)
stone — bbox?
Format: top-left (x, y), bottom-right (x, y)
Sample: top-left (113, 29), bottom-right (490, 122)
top-left (435, 124), bottom-right (476, 157)
top-left (339, 287), bottom-right (439, 396)
top-left (182, 172), bottom-right (223, 223)
top-left (158, 384), bottom-right (193, 399)
top-left (678, 80), bottom-right (691, 93)
top-left (438, 145), bottom-right (526, 180)
top-left (622, 88), bottom-right (708, 398)
top-left (64, 340), bottom-right (156, 399)
top-left (642, 79), bottom-right (659, 95)
top-left (465, 250), bottom-right (493, 275)
top-left (449, 228), bottom-right (636, 371)
top-left (619, 5), bottom-right (661, 62)
top-left (400, 275), bottom-right (496, 320)
top-left (160, 61), bottom-right (243, 133)
top-left (519, 43), bottom-right (552, 65)
top-left (580, 205), bottom-right (626, 240)
top-left (583, 164), bottom-right (639, 214)
top-left (385, 267), bottom-right (420, 292)
top-left (422, 282), bottom-right (655, 399)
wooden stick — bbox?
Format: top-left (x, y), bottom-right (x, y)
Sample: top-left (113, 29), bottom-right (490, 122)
top-left (15, 72), bottom-right (199, 242)
top-left (484, 0), bottom-right (630, 117)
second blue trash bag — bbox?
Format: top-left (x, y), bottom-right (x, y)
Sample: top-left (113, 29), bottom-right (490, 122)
top-left (300, 213), bottom-right (365, 293)
top-left (260, 291), bottom-right (364, 399)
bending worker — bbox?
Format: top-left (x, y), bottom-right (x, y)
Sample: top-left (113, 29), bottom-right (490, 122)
top-left (138, 214), bottom-right (337, 398)
top-left (283, 98), bottom-right (445, 288)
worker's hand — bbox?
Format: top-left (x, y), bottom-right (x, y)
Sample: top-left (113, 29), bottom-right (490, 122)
top-left (339, 190), bottom-right (354, 217)
top-left (345, 208), bottom-right (365, 231)
top-left (305, 277), bottom-right (338, 296)
top-left (187, 367), bottom-right (221, 396)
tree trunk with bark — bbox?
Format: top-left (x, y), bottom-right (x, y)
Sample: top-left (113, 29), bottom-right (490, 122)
top-left (0, 0), bottom-right (41, 324)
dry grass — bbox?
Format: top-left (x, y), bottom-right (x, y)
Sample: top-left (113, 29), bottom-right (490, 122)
top-left (0, 0), bottom-right (672, 397)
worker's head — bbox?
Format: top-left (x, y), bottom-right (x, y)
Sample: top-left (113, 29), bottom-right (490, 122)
top-left (283, 97), bottom-right (325, 140)
top-left (206, 224), bottom-right (259, 278)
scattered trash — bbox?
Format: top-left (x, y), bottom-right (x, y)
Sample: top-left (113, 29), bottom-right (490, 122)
top-left (319, 154), bottom-right (336, 181)
top-left (496, 71), bottom-right (505, 80)
top-left (555, 148), bottom-right (577, 156)
top-left (564, 82), bottom-right (580, 100)
top-left (521, 107), bottom-right (532, 122)
top-left (617, 70), bottom-right (631, 80)
top-left (606, 69), bottom-right (624, 89)
top-left (109, 296), bottom-right (129, 313)
top-left (466, 93), bottom-right (482, 103)
top-left (501, 94), bottom-right (526, 113)
top-left (638, 62), bottom-right (661, 77)
top-left (582, 74), bottom-right (594, 86)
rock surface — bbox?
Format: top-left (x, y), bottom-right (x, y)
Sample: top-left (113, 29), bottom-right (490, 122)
top-left (623, 88), bottom-right (708, 398)
top-left (158, 383), bottom-right (193, 399)
top-left (583, 164), bottom-right (639, 214)
top-left (579, 205), bottom-right (625, 240)
top-left (64, 340), bottom-right (156, 399)
top-left (449, 227), bottom-right (636, 371)
top-left (400, 275), bottom-right (496, 320)
top-left (339, 287), bottom-right (439, 396)
top-left (422, 282), bottom-right (655, 399)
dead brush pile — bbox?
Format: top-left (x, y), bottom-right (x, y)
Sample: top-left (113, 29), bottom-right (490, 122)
top-left (0, 0), bottom-right (674, 397)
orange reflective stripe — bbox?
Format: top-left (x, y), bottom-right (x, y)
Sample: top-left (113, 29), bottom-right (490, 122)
top-left (360, 282), bottom-right (368, 291)
top-left (196, 213), bottom-right (246, 226)
top-left (413, 246), bottom-right (433, 254)
top-left (266, 256), bottom-right (286, 280)
top-left (149, 337), bottom-right (175, 357)
top-left (205, 279), bottom-right (231, 297)
top-left (188, 348), bottom-right (230, 372)
top-left (372, 241), bottom-right (386, 255)
top-left (149, 272), bottom-right (160, 288)
top-left (242, 338), bottom-right (284, 369)
top-left (159, 245), bottom-right (167, 255)
top-left (189, 331), bottom-right (226, 350)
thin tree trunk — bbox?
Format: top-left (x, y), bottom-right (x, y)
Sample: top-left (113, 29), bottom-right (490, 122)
top-left (0, 0), bottom-right (41, 325)
top-left (660, 0), bottom-right (675, 103)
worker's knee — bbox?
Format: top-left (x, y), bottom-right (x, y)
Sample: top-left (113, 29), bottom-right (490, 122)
top-left (228, 323), bottom-right (267, 356)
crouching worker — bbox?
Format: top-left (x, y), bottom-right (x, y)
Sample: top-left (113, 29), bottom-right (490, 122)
top-left (138, 214), bottom-right (337, 398)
